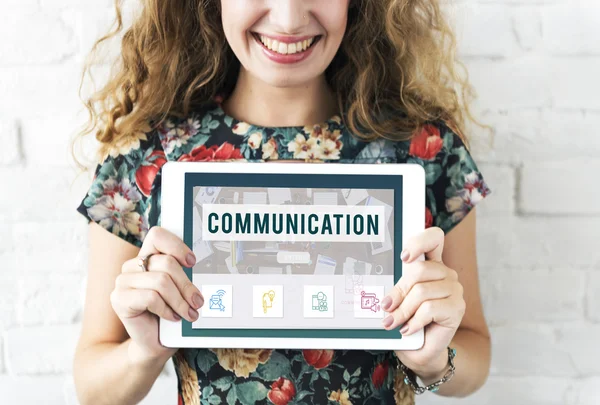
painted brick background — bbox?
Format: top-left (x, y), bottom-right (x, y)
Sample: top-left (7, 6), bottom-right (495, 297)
top-left (0, 0), bottom-right (598, 403)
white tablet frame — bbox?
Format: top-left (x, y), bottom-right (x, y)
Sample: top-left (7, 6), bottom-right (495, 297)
top-left (160, 161), bottom-right (425, 350)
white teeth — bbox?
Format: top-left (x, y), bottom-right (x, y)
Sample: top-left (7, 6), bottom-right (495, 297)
top-left (278, 42), bottom-right (288, 54)
top-left (257, 34), bottom-right (317, 55)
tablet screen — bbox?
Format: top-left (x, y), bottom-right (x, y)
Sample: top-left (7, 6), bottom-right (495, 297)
top-left (182, 172), bottom-right (403, 338)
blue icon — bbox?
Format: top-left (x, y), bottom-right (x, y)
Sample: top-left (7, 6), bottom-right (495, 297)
top-left (209, 289), bottom-right (226, 311)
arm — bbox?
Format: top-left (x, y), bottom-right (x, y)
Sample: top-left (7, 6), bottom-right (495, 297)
top-left (412, 207), bottom-right (491, 397)
top-left (73, 222), bottom-right (172, 405)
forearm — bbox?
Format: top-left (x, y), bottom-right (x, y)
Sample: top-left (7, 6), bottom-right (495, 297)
top-left (412, 328), bottom-right (491, 397)
top-left (73, 339), bottom-right (171, 405)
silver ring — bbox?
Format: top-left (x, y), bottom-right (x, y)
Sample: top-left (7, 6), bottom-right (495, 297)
top-left (138, 254), bottom-right (154, 272)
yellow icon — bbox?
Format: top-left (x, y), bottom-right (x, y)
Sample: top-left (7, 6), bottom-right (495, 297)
top-left (262, 290), bottom-right (276, 314)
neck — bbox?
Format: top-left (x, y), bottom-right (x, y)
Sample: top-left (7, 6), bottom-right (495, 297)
top-left (221, 68), bottom-right (338, 127)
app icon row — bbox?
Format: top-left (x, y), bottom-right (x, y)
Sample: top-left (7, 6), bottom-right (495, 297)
top-left (199, 285), bottom-right (386, 319)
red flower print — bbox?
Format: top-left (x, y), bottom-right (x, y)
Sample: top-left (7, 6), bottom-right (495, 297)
top-left (178, 393), bottom-right (183, 405)
top-left (135, 150), bottom-right (167, 197)
top-left (214, 142), bottom-right (243, 160)
top-left (409, 124), bottom-right (444, 161)
top-left (267, 377), bottom-right (296, 405)
top-left (302, 349), bottom-right (334, 369)
top-left (425, 206), bottom-right (433, 228)
top-left (178, 142), bottom-right (243, 162)
top-left (178, 144), bottom-right (217, 162)
top-left (371, 361), bottom-right (389, 389)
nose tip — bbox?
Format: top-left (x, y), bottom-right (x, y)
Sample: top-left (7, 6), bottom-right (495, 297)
top-left (269, 2), bottom-right (310, 34)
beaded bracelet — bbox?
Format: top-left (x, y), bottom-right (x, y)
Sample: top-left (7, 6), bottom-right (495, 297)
top-left (397, 346), bottom-right (457, 394)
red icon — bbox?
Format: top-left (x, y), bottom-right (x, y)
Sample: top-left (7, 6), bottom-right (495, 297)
top-left (360, 291), bottom-right (381, 313)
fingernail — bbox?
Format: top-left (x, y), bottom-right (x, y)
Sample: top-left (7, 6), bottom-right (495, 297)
top-left (192, 293), bottom-right (204, 309)
top-left (400, 250), bottom-right (409, 261)
top-left (400, 324), bottom-right (409, 334)
top-left (173, 312), bottom-right (181, 321)
top-left (381, 296), bottom-right (392, 311)
top-left (188, 307), bottom-right (199, 320)
top-left (186, 253), bottom-right (196, 267)
top-left (382, 315), bottom-right (393, 328)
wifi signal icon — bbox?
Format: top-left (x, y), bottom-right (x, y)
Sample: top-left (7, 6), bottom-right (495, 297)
top-left (215, 290), bottom-right (226, 296)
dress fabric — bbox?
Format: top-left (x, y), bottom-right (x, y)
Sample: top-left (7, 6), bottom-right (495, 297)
top-left (76, 99), bottom-right (492, 405)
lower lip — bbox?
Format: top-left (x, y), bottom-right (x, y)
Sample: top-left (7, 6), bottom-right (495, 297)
top-left (253, 34), bottom-right (319, 64)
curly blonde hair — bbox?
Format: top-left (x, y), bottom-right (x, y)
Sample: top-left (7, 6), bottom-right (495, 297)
top-left (71, 0), bottom-right (488, 169)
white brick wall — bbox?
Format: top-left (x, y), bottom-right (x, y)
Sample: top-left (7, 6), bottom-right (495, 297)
top-left (0, 0), bottom-right (597, 404)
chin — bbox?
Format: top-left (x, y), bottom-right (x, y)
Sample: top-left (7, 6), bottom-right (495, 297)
top-left (255, 69), bottom-right (322, 89)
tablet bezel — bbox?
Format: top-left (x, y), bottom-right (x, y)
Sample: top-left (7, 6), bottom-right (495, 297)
top-left (160, 161), bottom-right (425, 350)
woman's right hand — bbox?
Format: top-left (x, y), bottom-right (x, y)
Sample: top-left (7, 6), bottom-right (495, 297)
top-left (109, 226), bottom-right (204, 364)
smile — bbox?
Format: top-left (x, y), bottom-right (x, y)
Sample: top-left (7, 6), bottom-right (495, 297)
top-left (252, 33), bottom-right (321, 55)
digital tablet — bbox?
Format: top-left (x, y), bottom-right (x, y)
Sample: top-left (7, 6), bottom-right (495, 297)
top-left (160, 161), bottom-right (425, 350)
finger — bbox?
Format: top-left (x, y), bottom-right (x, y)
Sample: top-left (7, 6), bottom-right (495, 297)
top-left (381, 260), bottom-right (448, 312)
top-left (111, 288), bottom-right (181, 322)
top-left (382, 279), bottom-right (455, 330)
top-left (123, 254), bottom-right (205, 310)
top-left (116, 271), bottom-right (199, 322)
top-left (400, 297), bottom-right (464, 336)
top-left (400, 226), bottom-right (445, 263)
top-left (138, 226), bottom-right (196, 268)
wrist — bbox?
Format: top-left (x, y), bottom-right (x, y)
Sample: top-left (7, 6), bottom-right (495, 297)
top-left (127, 339), bottom-right (175, 367)
top-left (411, 350), bottom-right (451, 385)
top-left (397, 347), bottom-right (457, 395)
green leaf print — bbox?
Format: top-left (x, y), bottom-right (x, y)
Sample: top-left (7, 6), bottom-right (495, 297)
top-left (212, 376), bottom-right (234, 392)
top-left (235, 381), bottom-right (268, 405)
top-left (226, 387), bottom-right (237, 405)
top-left (319, 369), bottom-right (331, 382)
top-left (202, 385), bottom-right (214, 397)
top-left (117, 161), bottom-right (129, 180)
top-left (296, 390), bottom-right (312, 401)
top-left (201, 114), bottom-right (218, 132)
top-left (443, 131), bottom-right (454, 151)
top-left (445, 184), bottom-right (459, 199)
top-left (447, 160), bottom-right (461, 183)
top-left (426, 187), bottom-right (437, 216)
top-left (207, 395), bottom-right (221, 404)
top-left (452, 146), bottom-right (467, 162)
top-left (98, 158), bottom-right (115, 179)
top-left (196, 351), bottom-right (218, 375)
top-left (254, 351), bottom-right (291, 381)
top-left (425, 163), bottom-right (442, 185)
top-left (343, 369), bottom-right (350, 383)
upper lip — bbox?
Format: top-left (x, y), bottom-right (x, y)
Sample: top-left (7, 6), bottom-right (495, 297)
top-left (253, 33), bottom-right (319, 44)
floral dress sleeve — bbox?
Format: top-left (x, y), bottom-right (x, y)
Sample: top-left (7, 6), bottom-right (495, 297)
top-left (406, 120), bottom-right (492, 234)
top-left (76, 128), bottom-right (168, 248)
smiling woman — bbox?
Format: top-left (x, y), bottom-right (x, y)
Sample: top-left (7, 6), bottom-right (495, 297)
top-left (72, 0), bottom-right (492, 404)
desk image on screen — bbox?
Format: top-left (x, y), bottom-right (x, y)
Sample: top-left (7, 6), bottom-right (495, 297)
top-left (189, 185), bottom-right (396, 330)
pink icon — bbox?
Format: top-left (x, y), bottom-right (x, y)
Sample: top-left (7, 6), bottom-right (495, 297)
top-left (360, 291), bottom-right (380, 313)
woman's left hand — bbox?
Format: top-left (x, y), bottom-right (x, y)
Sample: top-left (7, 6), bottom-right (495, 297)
top-left (380, 227), bottom-right (466, 380)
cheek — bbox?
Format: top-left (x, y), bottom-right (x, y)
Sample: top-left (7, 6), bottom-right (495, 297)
top-left (220, 1), bottom-right (258, 46)
top-left (315, 2), bottom-right (349, 41)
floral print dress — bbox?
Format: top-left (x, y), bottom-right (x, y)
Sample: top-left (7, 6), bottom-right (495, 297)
top-left (76, 98), bottom-right (491, 405)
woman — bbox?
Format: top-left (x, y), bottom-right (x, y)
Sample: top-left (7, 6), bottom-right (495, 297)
top-left (72, 0), bottom-right (492, 404)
